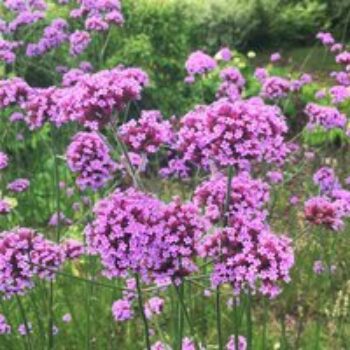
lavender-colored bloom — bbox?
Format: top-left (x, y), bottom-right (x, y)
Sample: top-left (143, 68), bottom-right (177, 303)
top-left (336, 51), bottom-right (350, 65)
top-left (79, 61), bottom-right (93, 72)
top-left (304, 196), bottom-right (343, 231)
top-left (7, 178), bottom-right (30, 193)
top-left (215, 47), bottom-right (232, 61)
top-left (112, 299), bottom-right (133, 322)
top-left (85, 15), bottom-right (108, 31)
top-left (226, 335), bottom-right (247, 350)
top-left (219, 67), bottom-right (245, 90)
top-left (62, 313), bottom-right (72, 323)
top-left (316, 32), bottom-right (335, 46)
top-left (119, 110), bottom-right (173, 154)
top-left (173, 98), bottom-right (289, 171)
top-left (289, 195), bottom-right (299, 205)
top-left (199, 223), bottom-right (294, 297)
top-left (66, 132), bottom-right (117, 190)
top-left (145, 297), bottom-right (164, 319)
top-left (254, 67), bottom-right (268, 83)
top-left (313, 167), bottom-right (340, 193)
top-left (329, 85), bottom-right (350, 104)
top-left (194, 172), bottom-right (269, 225)
top-left (9, 112), bottom-right (24, 123)
top-left (261, 76), bottom-right (290, 100)
top-left (0, 200), bottom-right (11, 215)
top-left (305, 103), bottom-right (346, 131)
top-left (313, 260), bottom-right (324, 275)
top-left (0, 152), bottom-right (9, 170)
top-left (0, 228), bottom-right (65, 297)
top-left (185, 50), bottom-right (217, 77)
top-left (267, 171), bottom-right (283, 184)
top-left (270, 52), bottom-right (281, 63)
top-left (48, 212), bottom-right (72, 226)
top-left (331, 43), bottom-right (343, 53)
top-left (0, 77), bottom-right (30, 109)
top-left (61, 239), bottom-right (84, 260)
top-left (18, 323), bottom-right (32, 336)
top-left (0, 314), bottom-right (11, 334)
top-left (184, 75), bottom-right (195, 84)
top-left (315, 89), bottom-right (326, 100)
top-left (69, 30), bottom-right (91, 56)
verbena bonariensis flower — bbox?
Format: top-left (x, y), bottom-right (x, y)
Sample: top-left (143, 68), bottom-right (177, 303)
top-left (304, 103), bottom-right (346, 131)
top-left (304, 196), bottom-right (344, 231)
top-left (261, 76), bottom-right (290, 100)
top-left (226, 335), bottom-right (247, 350)
top-left (118, 110), bottom-right (173, 154)
top-left (270, 52), bottom-right (281, 63)
top-left (69, 30), bottom-right (91, 56)
top-left (254, 67), bottom-right (269, 83)
top-left (0, 152), bottom-right (9, 170)
top-left (215, 47), bottom-right (232, 61)
top-left (7, 178), bottom-right (30, 193)
top-left (0, 200), bottom-right (11, 215)
top-left (145, 297), bottom-right (164, 319)
top-left (86, 188), bottom-right (207, 282)
top-left (9, 111), bottom-right (24, 123)
top-left (58, 67), bottom-right (149, 129)
top-left (48, 212), bottom-right (72, 226)
top-left (112, 299), bottom-right (134, 322)
top-left (18, 323), bottom-right (32, 336)
top-left (216, 67), bottom-right (245, 102)
top-left (4, 0), bottom-right (46, 12)
top-left (0, 77), bottom-right (30, 109)
top-left (0, 39), bottom-right (22, 63)
top-left (8, 10), bottom-right (45, 32)
top-left (193, 172), bottom-right (270, 225)
top-left (199, 220), bottom-right (294, 298)
top-left (66, 132), bottom-right (117, 191)
top-left (85, 188), bottom-right (165, 279)
top-left (220, 68), bottom-right (245, 90)
top-left (61, 68), bottom-right (87, 87)
top-left (266, 170), bottom-right (284, 184)
top-left (149, 197), bottom-right (208, 282)
top-left (0, 228), bottom-right (65, 297)
top-left (0, 314), bottom-right (11, 334)
top-left (336, 51), bottom-right (350, 66)
top-left (330, 71), bottom-right (350, 86)
top-left (26, 18), bottom-right (68, 57)
top-left (61, 239), bottom-right (84, 260)
top-left (316, 32), bottom-right (335, 46)
top-left (329, 85), bottom-right (350, 104)
top-left (185, 50), bottom-right (217, 77)
top-left (313, 167), bottom-right (340, 193)
top-left (172, 98), bottom-right (289, 171)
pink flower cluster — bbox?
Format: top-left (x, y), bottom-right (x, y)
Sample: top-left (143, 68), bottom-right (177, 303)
top-left (194, 172), bottom-right (270, 225)
top-left (7, 178), bottom-right (30, 193)
top-left (66, 132), bottom-right (117, 191)
top-left (85, 188), bottom-right (207, 282)
top-left (185, 50), bottom-right (217, 80)
top-left (0, 152), bottom-right (9, 170)
top-left (166, 98), bottom-right (289, 173)
top-left (0, 228), bottom-right (65, 297)
top-left (313, 167), bottom-right (340, 193)
top-left (216, 67), bottom-right (245, 102)
top-left (69, 30), bottom-right (91, 56)
top-left (0, 314), bottom-right (11, 334)
top-left (304, 103), bottom-right (346, 131)
top-left (199, 220), bottom-right (294, 298)
top-left (118, 110), bottom-right (173, 154)
top-left (261, 76), bottom-right (290, 100)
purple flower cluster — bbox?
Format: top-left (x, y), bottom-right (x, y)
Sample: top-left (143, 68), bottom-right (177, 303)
top-left (316, 32), bottom-right (335, 46)
top-left (7, 178), bottom-right (30, 193)
top-left (26, 18), bottom-right (69, 57)
top-left (86, 188), bottom-right (207, 282)
top-left (0, 200), bottom-right (11, 215)
top-left (304, 103), bottom-right (346, 131)
top-left (336, 51), bottom-right (350, 66)
top-left (329, 85), bottom-right (350, 104)
top-left (270, 52), bottom-right (281, 63)
top-left (185, 50), bottom-right (217, 79)
top-left (69, 30), bottom-right (91, 56)
top-left (199, 221), bottom-right (294, 297)
top-left (226, 335), bottom-right (247, 350)
top-left (0, 152), bottom-right (9, 170)
top-left (0, 314), bottom-right (11, 334)
top-left (0, 39), bottom-right (21, 64)
top-left (0, 228), bottom-right (65, 297)
top-left (112, 299), bottom-right (133, 322)
top-left (193, 172), bottom-right (270, 225)
top-left (0, 77), bottom-right (30, 109)
top-left (145, 296), bottom-right (164, 319)
top-left (66, 132), bottom-right (117, 191)
top-left (215, 47), bottom-right (232, 62)
top-left (313, 167), bottom-right (340, 193)
top-left (216, 67), bottom-right (245, 102)
top-left (169, 98), bottom-right (289, 172)
top-left (261, 76), bottom-right (290, 100)
top-left (304, 196), bottom-right (343, 231)
top-left (118, 110), bottom-right (173, 154)
top-left (70, 0), bottom-right (124, 30)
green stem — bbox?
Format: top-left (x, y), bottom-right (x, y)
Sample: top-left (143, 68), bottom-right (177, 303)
top-left (216, 286), bottom-right (223, 350)
top-left (246, 289), bottom-right (253, 349)
top-left (16, 296), bottom-right (32, 350)
top-left (135, 274), bottom-right (151, 350)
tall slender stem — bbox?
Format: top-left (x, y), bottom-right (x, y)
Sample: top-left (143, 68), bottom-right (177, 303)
top-left (135, 274), bottom-right (151, 350)
top-left (216, 286), bottom-right (223, 350)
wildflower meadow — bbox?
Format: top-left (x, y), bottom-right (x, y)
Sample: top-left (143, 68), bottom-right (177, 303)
top-left (1, 0), bottom-right (350, 349)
